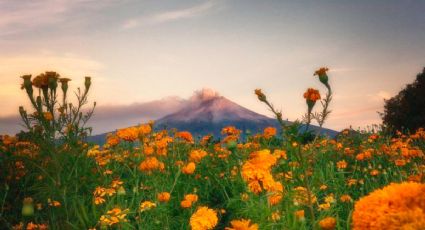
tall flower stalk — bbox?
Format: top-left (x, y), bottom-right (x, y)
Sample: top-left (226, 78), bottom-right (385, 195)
top-left (254, 67), bottom-right (334, 229)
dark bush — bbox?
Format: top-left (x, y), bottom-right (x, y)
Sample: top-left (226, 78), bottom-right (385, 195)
top-left (381, 67), bottom-right (425, 133)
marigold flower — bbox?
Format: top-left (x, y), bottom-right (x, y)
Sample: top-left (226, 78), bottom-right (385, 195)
top-left (182, 162), bottom-right (196, 174)
top-left (111, 179), bottom-right (123, 188)
top-left (139, 157), bottom-right (165, 172)
top-left (271, 211), bottom-right (281, 221)
top-left (189, 149), bottom-right (208, 163)
top-left (185, 194), bottom-right (199, 203)
top-left (352, 182), bottom-right (425, 230)
top-left (116, 127), bottom-right (139, 142)
top-left (140, 201), bottom-right (156, 211)
top-left (94, 196), bottom-right (106, 205)
top-left (47, 198), bottom-right (61, 207)
top-left (370, 169), bottom-right (379, 176)
top-left (225, 219), bottom-right (258, 230)
top-left (319, 217), bottom-right (336, 230)
top-left (314, 67), bottom-right (330, 87)
top-left (336, 160), bottom-right (348, 169)
top-left (340, 194), bottom-right (352, 203)
top-left (157, 192), bottom-right (171, 202)
top-left (221, 126), bottom-right (241, 136)
top-left (395, 159), bottom-right (407, 166)
top-left (181, 199), bottom-right (193, 208)
top-left (293, 186), bottom-right (317, 206)
top-left (303, 88), bottom-right (321, 103)
top-left (263, 127), bottom-right (277, 139)
top-left (99, 208), bottom-right (128, 226)
top-left (106, 134), bottom-right (120, 147)
top-left (295, 210), bottom-right (305, 221)
top-left (176, 131), bottom-right (194, 143)
top-left (190, 206), bottom-right (218, 230)
top-left (138, 123), bottom-right (152, 135)
top-left (268, 193), bottom-right (283, 205)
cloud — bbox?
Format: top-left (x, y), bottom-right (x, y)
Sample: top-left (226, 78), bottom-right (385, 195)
top-left (0, 0), bottom-right (118, 36)
top-left (122, 0), bottom-right (219, 29)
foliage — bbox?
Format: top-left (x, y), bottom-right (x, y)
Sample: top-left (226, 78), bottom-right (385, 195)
top-left (0, 69), bottom-right (424, 230)
top-left (381, 67), bottom-right (425, 133)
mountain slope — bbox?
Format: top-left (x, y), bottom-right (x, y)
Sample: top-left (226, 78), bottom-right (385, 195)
top-left (155, 88), bottom-right (280, 136)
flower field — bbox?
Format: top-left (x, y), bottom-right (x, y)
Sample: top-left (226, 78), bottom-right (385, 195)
top-left (1, 69), bottom-right (425, 229)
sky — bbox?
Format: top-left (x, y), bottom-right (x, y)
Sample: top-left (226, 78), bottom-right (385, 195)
top-left (1, 0), bottom-right (425, 133)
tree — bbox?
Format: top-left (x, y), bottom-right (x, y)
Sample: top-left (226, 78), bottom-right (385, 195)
top-left (381, 67), bottom-right (425, 133)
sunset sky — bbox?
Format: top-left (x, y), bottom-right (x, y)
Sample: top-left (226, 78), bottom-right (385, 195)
top-left (1, 0), bottom-right (425, 133)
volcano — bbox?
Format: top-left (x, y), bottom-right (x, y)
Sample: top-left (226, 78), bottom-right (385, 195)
top-left (155, 88), bottom-right (279, 136)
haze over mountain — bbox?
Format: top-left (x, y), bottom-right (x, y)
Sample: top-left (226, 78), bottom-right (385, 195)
top-left (156, 88), bottom-right (279, 136)
top-left (0, 96), bottom-right (187, 135)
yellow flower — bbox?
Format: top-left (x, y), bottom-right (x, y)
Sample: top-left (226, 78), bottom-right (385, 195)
top-left (319, 217), bottom-right (336, 230)
top-left (225, 219), bottom-right (258, 230)
top-left (293, 186), bottom-right (317, 206)
top-left (99, 208), bottom-right (128, 226)
top-left (352, 182), bottom-right (425, 230)
top-left (190, 206), bottom-right (218, 230)
top-left (140, 201), bottom-right (156, 211)
top-left (94, 196), bottom-right (106, 205)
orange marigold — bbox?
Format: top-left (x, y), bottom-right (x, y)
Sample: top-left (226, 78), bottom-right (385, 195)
top-left (189, 206), bottom-right (218, 230)
top-left (303, 88), bottom-right (321, 102)
top-left (189, 149), bottom-right (208, 163)
top-left (116, 127), bottom-right (139, 142)
top-left (182, 162), bottom-right (196, 174)
top-left (263, 127), bottom-right (277, 139)
top-left (225, 219), bottom-right (259, 230)
top-left (138, 157), bottom-right (164, 172)
top-left (336, 160), bottom-right (347, 169)
top-left (352, 182), bottom-right (425, 230)
top-left (176, 131), bottom-right (194, 143)
top-left (157, 192), bottom-right (171, 202)
top-left (319, 217), bottom-right (336, 230)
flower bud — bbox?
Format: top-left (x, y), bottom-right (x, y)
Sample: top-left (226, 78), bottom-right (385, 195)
top-left (117, 186), bottom-right (126, 196)
top-left (314, 67), bottom-right (330, 88)
top-left (84, 76), bottom-right (91, 91)
top-left (47, 74), bottom-right (58, 91)
top-left (59, 78), bottom-right (71, 97)
top-left (254, 89), bottom-right (267, 102)
top-left (22, 198), bottom-right (34, 217)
